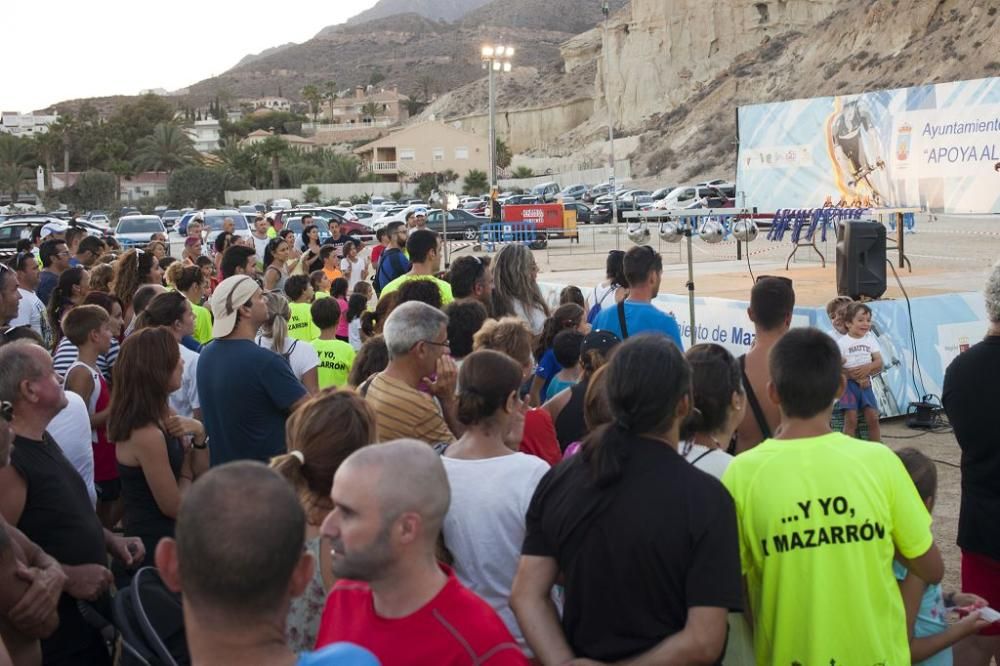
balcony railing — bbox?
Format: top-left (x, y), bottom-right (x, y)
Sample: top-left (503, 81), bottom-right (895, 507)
top-left (366, 161), bottom-right (398, 172)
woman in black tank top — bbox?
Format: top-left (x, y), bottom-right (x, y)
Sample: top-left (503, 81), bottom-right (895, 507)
top-left (108, 327), bottom-right (210, 580)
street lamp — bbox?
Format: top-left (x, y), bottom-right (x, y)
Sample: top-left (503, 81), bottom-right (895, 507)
top-left (481, 44), bottom-right (515, 198)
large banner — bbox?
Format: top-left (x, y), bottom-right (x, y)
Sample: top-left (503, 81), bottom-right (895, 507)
top-left (736, 77), bottom-right (1000, 214)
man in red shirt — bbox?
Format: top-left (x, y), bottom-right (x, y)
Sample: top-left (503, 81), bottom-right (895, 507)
top-left (316, 439), bottom-right (528, 665)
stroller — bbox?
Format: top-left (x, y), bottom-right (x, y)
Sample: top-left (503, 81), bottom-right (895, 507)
top-left (80, 566), bottom-right (189, 665)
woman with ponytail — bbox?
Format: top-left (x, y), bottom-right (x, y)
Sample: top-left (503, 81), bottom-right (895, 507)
top-left (112, 248), bottom-right (164, 323)
top-left (511, 335), bottom-right (743, 664)
top-left (46, 266), bottom-right (91, 348)
top-left (256, 291), bottom-right (319, 393)
top-left (271, 389), bottom-right (375, 652)
top-left (679, 344), bottom-right (746, 477)
top-left (441, 350), bottom-right (549, 656)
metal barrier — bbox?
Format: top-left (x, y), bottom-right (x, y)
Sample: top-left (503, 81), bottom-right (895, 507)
top-left (478, 222), bottom-right (547, 253)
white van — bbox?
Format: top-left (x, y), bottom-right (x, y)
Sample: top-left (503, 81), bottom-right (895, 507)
top-left (272, 198), bottom-right (292, 210)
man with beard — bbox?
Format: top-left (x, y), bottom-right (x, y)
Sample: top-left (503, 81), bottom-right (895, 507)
top-left (315, 440), bottom-right (527, 665)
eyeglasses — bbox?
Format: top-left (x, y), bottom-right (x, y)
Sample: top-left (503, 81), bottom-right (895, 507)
top-left (0, 400), bottom-right (11, 422)
top-left (421, 339), bottom-right (450, 349)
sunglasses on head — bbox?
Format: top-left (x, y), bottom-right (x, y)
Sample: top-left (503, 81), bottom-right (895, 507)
top-left (0, 400), bottom-right (11, 422)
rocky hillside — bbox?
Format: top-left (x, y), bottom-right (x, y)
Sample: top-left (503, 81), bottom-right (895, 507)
top-left (460, 0), bottom-right (629, 35)
top-left (447, 0), bottom-right (999, 185)
top-left (341, 0), bottom-right (494, 27)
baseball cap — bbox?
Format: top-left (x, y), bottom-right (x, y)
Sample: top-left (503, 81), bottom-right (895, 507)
top-left (39, 221), bottom-right (69, 238)
top-left (581, 329), bottom-right (621, 356)
top-left (210, 276), bottom-right (260, 338)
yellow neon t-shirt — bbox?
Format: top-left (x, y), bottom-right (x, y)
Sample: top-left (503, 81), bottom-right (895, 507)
top-left (287, 301), bottom-right (319, 342)
top-left (721, 432), bottom-right (933, 665)
top-left (310, 338), bottom-right (355, 389)
top-left (191, 302), bottom-right (213, 344)
top-left (378, 274), bottom-right (453, 305)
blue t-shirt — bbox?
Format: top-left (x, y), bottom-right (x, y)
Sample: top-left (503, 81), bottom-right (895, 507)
top-left (892, 561), bottom-right (952, 666)
top-left (593, 300), bottom-right (684, 349)
top-left (375, 248), bottom-right (411, 292)
top-left (197, 338), bottom-right (307, 466)
top-left (298, 643), bottom-right (380, 665)
top-left (534, 348), bottom-right (561, 397)
top-left (36, 270), bottom-right (58, 306)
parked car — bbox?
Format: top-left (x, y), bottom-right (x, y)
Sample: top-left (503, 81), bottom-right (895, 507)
top-left (651, 187), bottom-right (676, 201)
top-left (559, 184), bottom-right (589, 201)
top-left (87, 211), bottom-right (111, 225)
top-left (530, 181), bottom-right (560, 202)
top-left (115, 215), bottom-right (166, 248)
top-left (197, 209), bottom-right (252, 244)
top-left (584, 182), bottom-right (614, 203)
top-left (274, 208), bottom-right (372, 238)
top-left (564, 202), bottom-right (594, 224)
top-left (72, 219), bottom-right (115, 239)
top-left (424, 209), bottom-right (491, 240)
top-left (655, 185), bottom-right (735, 210)
top-left (161, 209), bottom-right (181, 229)
top-left (0, 217), bottom-right (60, 250)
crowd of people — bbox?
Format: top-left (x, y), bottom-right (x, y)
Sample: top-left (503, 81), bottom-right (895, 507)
top-left (0, 215), bottom-right (998, 666)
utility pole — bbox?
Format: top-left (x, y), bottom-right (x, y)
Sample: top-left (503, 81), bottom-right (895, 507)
top-left (602, 0), bottom-right (619, 230)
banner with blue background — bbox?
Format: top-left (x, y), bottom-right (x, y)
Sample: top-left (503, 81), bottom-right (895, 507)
top-left (736, 76), bottom-right (1000, 214)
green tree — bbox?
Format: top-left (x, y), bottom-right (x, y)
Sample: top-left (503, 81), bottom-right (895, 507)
top-left (303, 185), bottom-right (322, 202)
top-left (31, 131), bottom-right (62, 191)
top-left (496, 139), bottom-right (512, 170)
top-left (74, 170), bottom-right (118, 210)
top-left (360, 101), bottom-right (381, 124)
top-left (168, 166), bottom-right (224, 208)
top-left (256, 135), bottom-right (289, 189)
top-left (301, 84), bottom-right (323, 122)
top-left (0, 135), bottom-right (34, 202)
top-left (323, 80), bottom-right (338, 104)
top-left (369, 67), bottom-right (385, 87)
top-left (414, 173), bottom-right (440, 201)
top-left (511, 165), bottom-right (534, 179)
top-left (462, 169), bottom-right (488, 196)
top-left (133, 123), bottom-right (199, 173)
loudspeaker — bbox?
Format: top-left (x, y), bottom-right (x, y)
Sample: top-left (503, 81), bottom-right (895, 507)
top-left (836, 221), bottom-right (886, 299)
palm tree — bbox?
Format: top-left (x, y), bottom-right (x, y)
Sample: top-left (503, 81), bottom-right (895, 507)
top-left (133, 123), bottom-right (199, 173)
top-left (31, 131), bottom-right (62, 191)
top-left (323, 80), bottom-right (338, 105)
top-left (0, 135), bottom-right (34, 202)
top-left (256, 135), bottom-right (288, 189)
top-left (301, 84), bottom-right (322, 122)
top-left (360, 101), bottom-right (381, 125)
top-left (463, 169), bottom-right (488, 196)
top-left (511, 166), bottom-right (534, 179)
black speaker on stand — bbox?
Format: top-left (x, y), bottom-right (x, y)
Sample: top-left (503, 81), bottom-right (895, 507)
top-left (836, 221), bottom-right (887, 299)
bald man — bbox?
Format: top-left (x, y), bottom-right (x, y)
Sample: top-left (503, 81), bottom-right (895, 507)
top-left (156, 461), bottom-right (378, 666)
top-left (316, 440), bottom-right (528, 664)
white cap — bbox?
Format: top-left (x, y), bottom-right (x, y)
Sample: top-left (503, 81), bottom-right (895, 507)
top-left (39, 221), bottom-right (69, 238)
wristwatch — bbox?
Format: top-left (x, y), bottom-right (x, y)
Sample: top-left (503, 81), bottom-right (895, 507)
top-left (192, 436), bottom-right (209, 450)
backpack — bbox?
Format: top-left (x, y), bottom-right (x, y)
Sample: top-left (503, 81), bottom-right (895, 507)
top-left (587, 284), bottom-right (616, 323)
top-left (374, 249), bottom-right (406, 295)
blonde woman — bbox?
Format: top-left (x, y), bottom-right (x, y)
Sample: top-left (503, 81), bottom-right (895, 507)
top-left (255, 291), bottom-right (319, 393)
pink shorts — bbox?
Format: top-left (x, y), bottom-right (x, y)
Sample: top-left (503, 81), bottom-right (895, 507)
top-left (961, 550), bottom-right (1000, 636)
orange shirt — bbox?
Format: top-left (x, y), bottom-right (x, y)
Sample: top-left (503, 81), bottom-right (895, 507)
top-left (323, 267), bottom-right (344, 282)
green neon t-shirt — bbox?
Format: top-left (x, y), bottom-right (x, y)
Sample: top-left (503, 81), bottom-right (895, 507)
top-left (191, 302), bottom-right (213, 345)
top-left (310, 338), bottom-right (355, 389)
top-left (287, 301), bottom-right (319, 342)
top-left (378, 274), bottom-right (453, 305)
top-left (721, 432), bottom-right (934, 665)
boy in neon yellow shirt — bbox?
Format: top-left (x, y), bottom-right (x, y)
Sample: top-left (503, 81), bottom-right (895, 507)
top-left (721, 328), bottom-right (943, 665)
top-left (309, 297), bottom-right (355, 389)
top-left (283, 275), bottom-right (319, 342)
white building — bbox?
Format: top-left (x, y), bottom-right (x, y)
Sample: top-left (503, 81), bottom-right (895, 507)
top-left (1, 112), bottom-right (59, 137)
top-left (185, 119), bottom-right (222, 153)
top-left (251, 96), bottom-right (291, 112)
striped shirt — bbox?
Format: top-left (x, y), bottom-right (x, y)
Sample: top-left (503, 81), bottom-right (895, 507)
top-left (364, 373), bottom-right (454, 445)
top-left (53, 337), bottom-right (120, 382)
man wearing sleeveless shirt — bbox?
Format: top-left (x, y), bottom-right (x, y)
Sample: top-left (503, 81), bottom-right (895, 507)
top-left (0, 341), bottom-right (144, 665)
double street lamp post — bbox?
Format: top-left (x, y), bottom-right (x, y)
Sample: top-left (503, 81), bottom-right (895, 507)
top-left (480, 45), bottom-right (514, 201)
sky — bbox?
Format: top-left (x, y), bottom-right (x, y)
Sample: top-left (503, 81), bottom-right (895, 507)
top-left (2, 0), bottom-right (380, 113)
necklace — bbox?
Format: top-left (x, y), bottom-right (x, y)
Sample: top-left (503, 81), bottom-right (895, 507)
top-left (682, 434), bottom-right (723, 457)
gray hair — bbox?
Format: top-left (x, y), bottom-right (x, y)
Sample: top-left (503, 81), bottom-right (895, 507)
top-left (0, 340), bottom-right (47, 403)
top-left (383, 301), bottom-right (448, 359)
top-left (986, 261), bottom-right (1000, 323)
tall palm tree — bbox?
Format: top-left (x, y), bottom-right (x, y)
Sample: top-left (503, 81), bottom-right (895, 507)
top-left (31, 131), bottom-right (62, 191)
top-left (463, 169), bottom-right (488, 196)
top-left (256, 135), bottom-right (288, 189)
top-left (301, 84), bottom-right (322, 122)
top-left (133, 123), bottom-right (199, 173)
